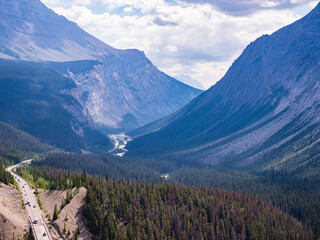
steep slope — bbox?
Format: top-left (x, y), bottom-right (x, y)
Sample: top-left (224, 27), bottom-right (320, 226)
top-left (0, 59), bottom-right (111, 152)
top-left (39, 187), bottom-right (91, 240)
top-left (0, 183), bottom-right (29, 240)
top-left (48, 53), bottom-right (201, 131)
top-left (127, 3), bottom-right (320, 172)
top-left (0, 0), bottom-right (115, 61)
top-left (0, 121), bottom-right (54, 155)
top-left (0, 0), bottom-right (202, 132)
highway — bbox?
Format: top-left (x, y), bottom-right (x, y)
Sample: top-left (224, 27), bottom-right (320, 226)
top-left (6, 160), bottom-right (52, 240)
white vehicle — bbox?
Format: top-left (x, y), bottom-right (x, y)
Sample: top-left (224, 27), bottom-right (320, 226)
top-left (33, 218), bottom-right (38, 224)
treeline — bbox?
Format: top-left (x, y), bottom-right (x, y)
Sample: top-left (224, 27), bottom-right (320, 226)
top-left (0, 156), bottom-right (14, 185)
top-left (35, 152), bottom-right (191, 182)
top-left (15, 165), bottom-right (311, 240)
top-left (33, 152), bottom-right (320, 238)
top-left (0, 121), bottom-right (54, 154)
top-left (171, 167), bottom-right (320, 238)
top-left (0, 121), bottom-right (55, 163)
top-left (16, 165), bottom-right (85, 190)
top-left (84, 178), bottom-right (311, 240)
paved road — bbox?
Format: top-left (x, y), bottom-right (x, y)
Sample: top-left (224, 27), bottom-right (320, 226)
top-left (6, 160), bottom-right (52, 240)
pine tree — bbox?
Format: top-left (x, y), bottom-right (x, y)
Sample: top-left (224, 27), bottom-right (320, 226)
top-left (53, 204), bottom-right (59, 221)
top-left (60, 198), bottom-right (64, 210)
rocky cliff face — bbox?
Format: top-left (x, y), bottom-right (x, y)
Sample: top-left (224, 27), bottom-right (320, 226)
top-left (0, 0), bottom-right (201, 132)
top-left (0, 59), bottom-right (111, 152)
top-left (127, 3), bottom-right (320, 172)
top-left (67, 51), bottom-right (201, 130)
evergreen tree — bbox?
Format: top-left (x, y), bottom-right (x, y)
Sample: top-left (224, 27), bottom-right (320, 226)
top-left (53, 204), bottom-right (59, 221)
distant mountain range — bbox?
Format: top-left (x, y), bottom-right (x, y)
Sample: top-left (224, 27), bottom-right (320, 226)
top-left (127, 3), bottom-right (320, 175)
top-left (174, 75), bottom-right (206, 90)
top-left (0, 0), bottom-right (201, 151)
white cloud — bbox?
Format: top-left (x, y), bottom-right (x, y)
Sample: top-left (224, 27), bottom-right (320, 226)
top-left (123, 6), bottom-right (133, 13)
top-left (41, 0), bottom-right (72, 8)
top-left (177, 0), bottom-right (316, 16)
top-left (42, 0), bottom-right (316, 89)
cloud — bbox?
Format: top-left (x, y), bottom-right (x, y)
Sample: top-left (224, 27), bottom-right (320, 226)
top-left (123, 6), bottom-right (133, 13)
top-left (42, 0), bottom-right (316, 88)
top-left (41, 0), bottom-right (73, 8)
top-left (177, 0), bottom-right (316, 16)
top-left (153, 17), bottom-right (178, 26)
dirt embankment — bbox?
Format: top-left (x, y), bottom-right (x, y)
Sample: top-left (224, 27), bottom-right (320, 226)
top-left (39, 187), bottom-right (91, 240)
top-left (0, 183), bottom-right (29, 240)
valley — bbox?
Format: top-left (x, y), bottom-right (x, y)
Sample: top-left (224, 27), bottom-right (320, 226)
top-left (127, 3), bottom-right (320, 175)
top-left (108, 133), bottom-right (132, 157)
top-left (0, 0), bottom-right (319, 239)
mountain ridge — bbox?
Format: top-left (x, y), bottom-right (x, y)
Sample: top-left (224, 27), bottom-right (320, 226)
top-left (0, 0), bottom-right (202, 134)
top-left (127, 3), bottom-right (320, 173)
top-left (0, 0), bottom-right (116, 61)
top-left (0, 59), bottom-right (111, 152)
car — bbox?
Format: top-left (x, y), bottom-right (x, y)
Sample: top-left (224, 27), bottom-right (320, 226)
top-left (33, 205), bottom-right (36, 208)
top-left (43, 233), bottom-right (46, 236)
top-left (22, 186), bottom-right (24, 188)
top-left (33, 218), bottom-right (38, 224)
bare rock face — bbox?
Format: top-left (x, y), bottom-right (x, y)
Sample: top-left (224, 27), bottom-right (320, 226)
top-left (69, 51), bottom-right (201, 130)
top-left (0, 0), bottom-right (202, 133)
top-left (127, 4), bottom-right (320, 173)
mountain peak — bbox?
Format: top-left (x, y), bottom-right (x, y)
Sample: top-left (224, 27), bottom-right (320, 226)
top-left (0, 0), bottom-right (202, 135)
top-left (299, 2), bottom-right (320, 25)
top-left (0, 0), bottom-right (48, 19)
top-left (127, 3), bottom-right (320, 169)
top-left (0, 0), bottom-right (117, 61)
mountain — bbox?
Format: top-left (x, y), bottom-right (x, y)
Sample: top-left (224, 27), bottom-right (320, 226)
top-left (0, 0), bottom-right (202, 132)
top-left (0, 121), bottom-right (54, 155)
top-left (0, 59), bottom-right (111, 152)
top-left (175, 74), bottom-right (206, 90)
top-left (50, 53), bottom-right (202, 131)
top-left (0, 0), bottom-right (115, 61)
top-left (127, 3), bottom-right (320, 174)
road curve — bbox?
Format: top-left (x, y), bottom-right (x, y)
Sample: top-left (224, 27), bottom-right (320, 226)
top-left (6, 160), bottom-right (52, 240)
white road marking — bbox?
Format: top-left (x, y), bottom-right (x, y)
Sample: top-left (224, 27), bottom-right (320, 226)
top-left (6, 160), bottom-right (52, 240)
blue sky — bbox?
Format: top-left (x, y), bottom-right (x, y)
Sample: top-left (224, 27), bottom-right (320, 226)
top-left (41, 0), bottom-right (318, 89)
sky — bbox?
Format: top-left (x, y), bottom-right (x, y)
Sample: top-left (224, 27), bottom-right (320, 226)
top-left (41, 0), bottom-right (318, 89)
